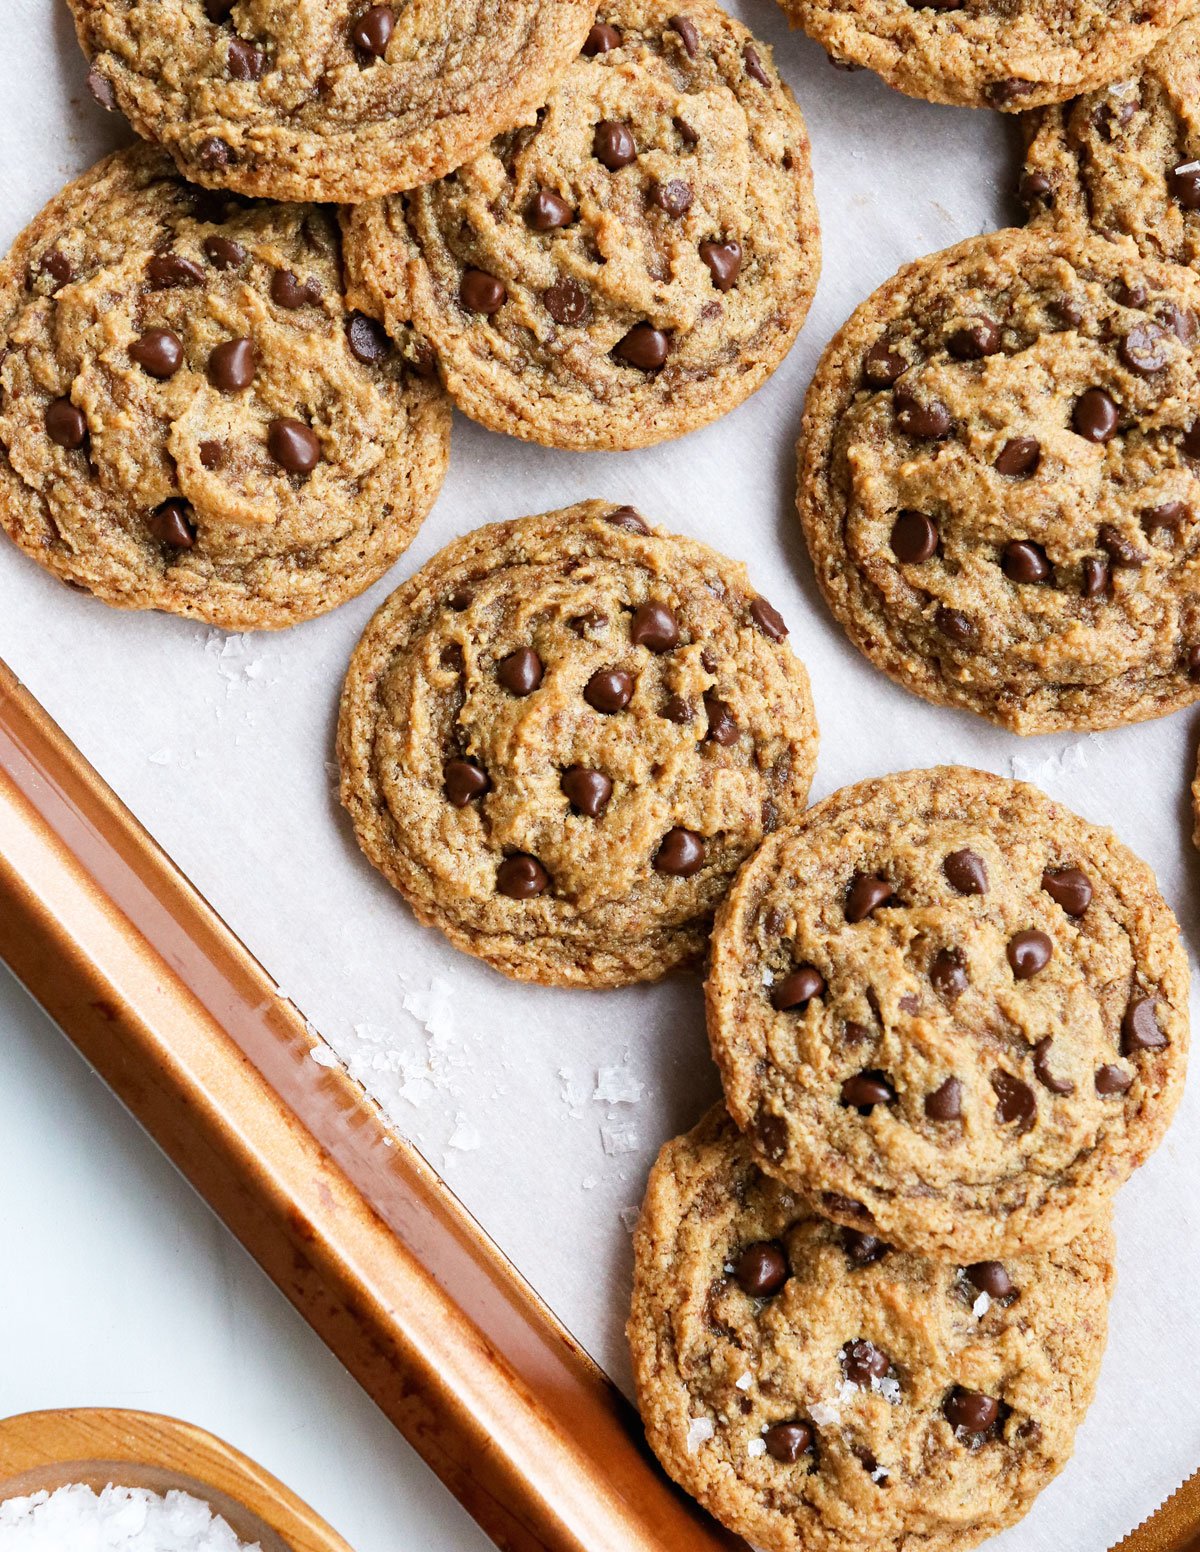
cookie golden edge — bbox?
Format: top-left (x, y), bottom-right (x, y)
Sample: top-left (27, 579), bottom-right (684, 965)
top-left (705, 765), bottom-right (1190, 1257)
top-left (336, 501), bottom-right (819, 988)
top-left (65, 2), bottom-right (597, 202)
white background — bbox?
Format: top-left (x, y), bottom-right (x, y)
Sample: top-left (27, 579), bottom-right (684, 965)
top-left (2, 0), bottom-right (1199, 1548)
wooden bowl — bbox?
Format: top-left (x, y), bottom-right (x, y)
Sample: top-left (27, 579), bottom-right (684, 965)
top-left (0, 1409), bottom-right (355, 1552)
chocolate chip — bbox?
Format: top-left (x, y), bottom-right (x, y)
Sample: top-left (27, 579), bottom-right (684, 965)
top-left (890, 510), bottom-right (938, 563)
top-left (895, 389), bottom-right (952, 439)
top-left (822, 1192), bottom-right (872, 1221)
top-left (1187, 643), bottom-right (1200, 678)
top-left (197, 138), bottom-right (233, 171)
top-left (606, 505), bottom-right (648, 533)
top-left (343, 312), bottom-right (391, 365)
top-left (199, 440), bottom-right (225, 469)
top-left (1073, 388), bottom-right (1119, 443)
top-left (208, 336), bottom-right (256, 391)
top-left (1096, 1064), bottom-right (1133, 1095)
top-left (147, 254), bottom-right (204, 289)
top-left (444, 758), bottom-right (490, 806)
top-left (700, 240), bottom-right (742, 292)
top-left (1007, 929), bottom-right (1052, 980)
top-left (651, 179), bottom-right (693, 217)
top-left (562, 766), bottom-right (612, 817)
top-left (1170, 161), bottom-right (1200, 209)
top-left (45, 398), bottom-right (86, 448)
top-left (842, 1340), bottom-right (889, 1387)
top-left (1144, 500), bottom-right (1188, 538)
top-left (1122, 995), bottom-right (1167, 1053)
top-left (842, 1229), bottom-right (889, 1265)
top-left (460, 269), bottom-right (506, 315)
top-left (841, 1071), bottom-right (894, 1110)
top-left (1002, 539), bottom-right (1052, 585)
top-left (594, 119), bottom-right (636, 170)
top-left (669, 14), bottom-right (700, 55)
top-left (497, 646), bottom-right (543, 696)
top-left (544, 278), bottom-right (591, 327)
top-left (271, 270), bottom-right (321, 308)
top-left (750, 596), bottom-right (787, 640)
top-left (994, 436), bottom-right (1040, 478)
top-left (267, 417), bottom-right (321, 473)
top-left (944, 849), bottom-right (987, 895)
top-left (948, 319), bottom-right (1000, 359)
top-left (1099, 523), bottom-right (1146, 568)
top-left (1157, 301), bottom-right (1196, 342)
top-left (1041, 867), bottom-right (1092, 915)
top-left (1019, 170), bottom-right (1053, 207)
top-left (613, 323), bottom-right (669, 370)
top-left (764, 1422), bottom-right (812, 1463)
top-left (846, 873), bottom-right (893, 921)
top-left (526, 189), bottom-right (574, 231)
top-left (1185, 421), bottom-right (1200, 459)
top-left (86, 63), bottom-right (117, 110)
top-left (1081, 555), bottom-right (1110, 597)
top-left (937, 607), bottom-right (976, 645)
top-left (674, 116), bottom-right (699, 148)
top-left (992, 1070), bottom-right (1036, 1127)
top-left (130, 328), bottom-right (184, 379)
top-left (743, 45), bottom-right (770, 85)
top-left (352, 5), bottom-right (394, 56)
top-left (966, 1262), bottom-right (1012, 1299)
top-left (1032, 1036), bottom-right (1074, 1095)
top-left (864, 342), bottom-right (905, 387)
top-left (944, 1389), bottom-right (1000, 1433)
top-left (203, 235), bottom-right (246, 270)
top-left (204, 0), bottom-right (236, 17)
top-left (925, 1077), bottom-right (962, 1121)
top-left (663, 695), bottom-right (691, 723)
top-left (630, 601), bottom-right (679, 653)
top-left (1120, 322), bottom-right (1171, 375)
top-left (32, 250), bottom-right (73, 291)
top-left (496, 854), bottom-right (550, 899)
top-left (771, 966), bottom-right (825, 1010)
top-left (582, 21), bottom-right (622, 53)
top-left (148, 499), bottom-right (197, 550)
top-left (228, 37), bottom-right (265, 79)
top-left (986, 77), bottom-right (1037, 107)
top-left (585, 668), bottom-right (634, 712)
top-left (930, 948), bottom-right (968, 1002)
top-left (734, 1240), bottom-right (788, 1297)
top-left (703, 694), bottom-right (738, 745)
top-left (654, 827), bottom-right (705, 876)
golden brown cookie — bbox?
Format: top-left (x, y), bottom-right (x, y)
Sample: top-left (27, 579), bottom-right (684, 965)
top-left (798, 225), bottom-right (1200, 733)
top-left (705, 767), bottom-right (1188, 1258)
top-left (628, 1106), bottom-right (1115, 1552)
top-left (343, 0), bottom-right (820, 451)
top-left (0, 147), bottom-right (450, 631)
top-left (775, 0), bottom-right (1199, 112)
top-left (1022, 17), bottom-right (1200, 272)
top-left (337, 502), bottom-right (818, 987)
top-left (68, 1), bottom-right (596, 202)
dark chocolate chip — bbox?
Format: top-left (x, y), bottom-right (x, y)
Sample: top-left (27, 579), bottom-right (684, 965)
top-left (1120, 322), bottom-right (1171, 375)
top-left (651, 179), bottom-right (693, 217)
top-left (948, 319), bottom-right (1000, 359)
top-left (669, 14), bottom-right (700, 55)
top-left (352, 5), bottom-right (394, 56)
top-left (527, 189), bottom-right (575, 231)
top-left (1042, 867), bottom-right (1092, 915)
top-left (1073, 388), bottom-right (1119, 443)
top-left (992, 1070), bottom-right (1036, 1127)
top-left (345, 312), bottom-right (391, 364)
top-left (582, 21), bottom-right (622, 53)
top-left (944, 849), bottom-right (988, 895)
top-left (703, 694), bottom-right (738, 745)
top-left (496, 853), bottom-right (550, 899)
top-left (842, 1228), bottom-right (889, 1265)
top-left (1122, 995), bottom-right (1167, 1053)
top-left (585, 668), bottom-right (634, 712)
top-left (1002, 540), bottom-right (1052, 584)
top-left (204, 0), bottom-right (236, 17)
top-left (1007, 929), bottom-right (1052, 980)
top-left (842, 1339), bottom-right (890, 1387)
top-left (267, 417), bottom-right (320, 473)
top-left (841, 1071), bottom-right (894, 1110)
top-left (890, 510), bottom-right (938, 563)
top-left (630, 601), bottom-right (679, 652)
top-left (208, 336), bottom-right (256, 391)
top-left (271, 270), bottom-right (321, 308)
top-left (1169, 161), bottom-right (1200, 209)
top-left (544, 278), bottom-right (591, 327)
top-left (497, 646), bottom-right (543, 696)
top-left (1099, 523), bottom-right (1147, 568)
top-left (654, 827), bottom-right (705, 876)
top-left (1082, 555), bottom-right (1111, 597)
top-left (45, 398), bottom-right (87, 449)
top-left (930, 948), bottom-right (968, 1002)
top-left (198, 439), bottom-right (225, 469)
top-left (130, 328), bottom-right (184, 379)
top-left (33, 250), bottom-right (73, 291)
top-left (1018, 170), bottom-right (1052, 207)
top-left (203, 235), bottom-right (246, 270)
top-left (944, 1389), bottom-right (1000, 1433)
top-left (864, 342), bottom-right (905, 387)
top-left (197, 138), bottom-right (233, 171)
top-left (594, 119), bottom-right (636, 170)
top-left (607, 505), bottom-right (648, 533)
top-left (966, 1262), bottom-right (1013, 1299)
top-left (562, 766), bottom-right (613, 817)
top-left (460, 269), bottom-right (506, 315)
top-left (148, 499), bottom-right (197, 549)
top-left (228, 37), bottom-right (265, 79)
top-left (147, 254), bottom-right (204, 289)
top-left (937, 607), bottom-right (976, 645)
top-left (764, 1422), bottom-right (813, 1463)
top-left (86, 63), bottom-right (117, 110)
top-left (613, 323), bottom-right (669, 370)
top-left (995, 436), bottom-right (1041, 478)
top-left (750, 595), bottom-right (787, 640)
top-left (743, 45), bottom-right (770, 85)
top-left (895, 389), bottom-right (952, 439)
top-left (700, 240), bottom-right (742, 292)
top-left (663, 695), bottom-right (692, 723)
top-left (443, 758), bottom-right (490, 806)
top-left (986, 77), bottom-right (1037, 107)
top-left (1144, 500), bottom-right (1188, 538)
top-left (1032, 1036), bottom-right (1074, 1095)
top-left (925, 1077), bottom-right (963, 1121)
top-left (734, 1240), bottom-right (788, 1297)
top-left (846, 873), bottom-right (893, 921)
top-left (1096, 1063), bottom-right (1133, 1095)
top-left (674, 116), bottom-right (698, 147)
top-left (771, 966), bottom-right (825, 1011)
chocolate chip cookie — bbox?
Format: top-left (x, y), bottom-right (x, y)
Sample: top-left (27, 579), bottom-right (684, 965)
top-left (628, 1106), bottom-right (1114, 1552)
top-left (1022, 17), bottom-right (1200, 272)
top-left (798, 226), bottom-right (1200, 732)
top-left (775, 0), bottom-right (1199, 112)
top-left (706, 766), bottom-right (1188, 1258)
top-left (0, 147), bottom-right (450, 630)
top-left (68, 2), bottom-right (596, 202)
top-left (337, 502), bottom-right (818, 986)
top-left (342, 1), bottom-right (820, 451)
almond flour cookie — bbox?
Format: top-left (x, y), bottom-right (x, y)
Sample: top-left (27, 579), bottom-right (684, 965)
top-left (68, 2), bottom-right (596, 202)
top-left (337, 502), bottom-right (818, 987)
top-left (343, 1), bottom-right (820, 451)
top-left (1022, 18), bottom-right (1200, 272)
top-left (629, 1107), bottom-right (1114, 1552)
top-left (706, 767), bottom-right (1188, 1258)
top-left (798, 226), bottom-right (1200, 733)
top-left (776, 0), bottom-right (1199, 111)
top-left (0, 147), bottom-right (450, 631)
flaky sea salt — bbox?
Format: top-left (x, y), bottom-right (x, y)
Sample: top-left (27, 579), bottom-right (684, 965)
top-left (447, 1113), bottom-right (480, 1151)
top-left (735, 1371), bottom-right (753, 1392)
top-left (746, 1438), bottom-right (767, 1459)
top-left (973, 1291), bottom-right (992, 1319)
top-left (308, 1041), bottom-right (339, 1069)
top-left (685, 1417), bottom-right (715, 1454)
top-left (809, 1401), bottom-right (841, 1427)
top-left (0, 1484), bottom-right (260, 1551)
top-left (593, 1065), bottom-right (644, 1105)
top-left (873, 1375), bottom-right (902, 1405)
top-left (620, 1205), bottom-right (641, 1233)
top-left (601, 1120), bottom-right (638, 1156)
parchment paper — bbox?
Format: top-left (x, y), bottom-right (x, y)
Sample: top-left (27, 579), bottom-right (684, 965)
top-left (2, 3), bottom-right (1197, 1545)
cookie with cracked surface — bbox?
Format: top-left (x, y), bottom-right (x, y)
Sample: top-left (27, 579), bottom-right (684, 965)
top-left (628, 1106), bottom-right (1114, 1552)
top-left (0, 146), bottom-right (450, 631)
top-left (775, 0), bottom-right (1199, 111)
top-left (337, 501), bottom-right (818, 986)
top-left (798, 226), bottom-right (1200, 733)
top-left (1021, 18), bottom-right (1200, 272)
top-left (67, 1), bottom-right (595, 203)
top-left (705, 767), bottom-right (1188, 1258)
top-left (343, 0), bottom-right (819, 451)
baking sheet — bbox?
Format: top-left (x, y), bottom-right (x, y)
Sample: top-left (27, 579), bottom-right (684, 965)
top-left (1, 2), bottom-right (1197, 1546)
